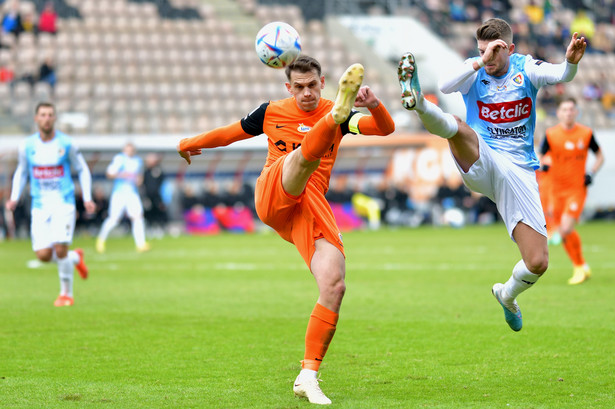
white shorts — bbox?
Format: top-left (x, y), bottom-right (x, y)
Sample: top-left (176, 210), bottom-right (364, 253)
top-left (31, 203), bottom-right (76, 251)
top-left (455, 136), bottom-right (547, 240)
top-left (108, 189), bottom-right (144, 221)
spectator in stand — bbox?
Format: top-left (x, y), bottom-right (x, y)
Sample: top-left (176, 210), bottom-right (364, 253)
top-left (570, 9), bottom-right (595, 50)
top-left (20, 9), bottom-right (36, 34)
top-left (38, 1), bottom-right (57, 35)
top-left (1, 0), bottom-right (23, 37)
top-left (0, 63), bottom-right (14, 83)
top-left (582, 82), bottom-right (602, 101)
top-left (38, 54), bottom-right (56, 89)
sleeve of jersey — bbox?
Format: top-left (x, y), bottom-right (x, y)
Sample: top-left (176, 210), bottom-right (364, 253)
top-left (179, 121), bottom-right (254, 152)
top-left (344, 103), bottom-right (395, 136)
top-left (438, 59), bottom-right (478, 95)
top-left (70, 145), bottom-right (93, 202)
top-left (525, 58), bottom-right (577, 88)
top-left (539, 136), bottom-right (550, 155)
top-left (9, 144), bottom-right (28, 202)
top-left (589, 134), bottom-right (600, 153)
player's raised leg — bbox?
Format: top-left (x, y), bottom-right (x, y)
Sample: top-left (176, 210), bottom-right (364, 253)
top-left (398, 52), bottom-right (482, 171)
top-left (284, 63), bottom-right (364, 197)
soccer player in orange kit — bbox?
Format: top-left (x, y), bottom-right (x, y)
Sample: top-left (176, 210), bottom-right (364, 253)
top-left (177, 55), bottom-right (395, 405)
top-left (539, 97), bottom-right (604, 284)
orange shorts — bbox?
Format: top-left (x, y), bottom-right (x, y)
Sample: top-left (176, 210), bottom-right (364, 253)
top-left (254, 157), bottom-right (344, 268)
top-left (552, 189), bottom-right (586, 222)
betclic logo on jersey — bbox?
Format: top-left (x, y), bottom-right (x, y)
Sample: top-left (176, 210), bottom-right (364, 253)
top-left (33, 165), bottom-right (64, 179)
top-left (477, 97), bottom-right (532, 124)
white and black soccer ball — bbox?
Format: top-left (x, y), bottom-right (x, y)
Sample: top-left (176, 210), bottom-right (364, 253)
top-left (255, 22), bottom-right (301, 69)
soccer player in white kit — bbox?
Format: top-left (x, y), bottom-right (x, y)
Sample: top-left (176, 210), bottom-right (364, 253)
top-left (397, 18), bottom-right (587, 331)
top-left (5, 102), bottom-right (96, 307)
top-left (96, 142), bottom-right (149, 253)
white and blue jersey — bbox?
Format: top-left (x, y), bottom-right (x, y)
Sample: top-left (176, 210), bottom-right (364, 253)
top-left (107, 153), bottom-right (143, 195)
top-left (440, 53), bottom-right (578, 170)
top-left (464, 54), bottom-right (539, 169)
top-left (10, 131), bottom-right (92, 209)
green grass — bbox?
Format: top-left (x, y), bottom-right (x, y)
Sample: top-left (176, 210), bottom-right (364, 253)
top-left (1, 222), bottom-right (614, 408)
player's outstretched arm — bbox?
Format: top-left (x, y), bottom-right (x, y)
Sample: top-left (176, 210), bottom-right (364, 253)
top-left (565, 32), bottom-right (587, 64)
top-left (178, 121), bottom-right (253, 165)
top-left (352, 86), bottom-right (395, 136)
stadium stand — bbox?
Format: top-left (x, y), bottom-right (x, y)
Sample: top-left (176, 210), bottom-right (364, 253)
top-left (0, 0), bottom-right (613, 136)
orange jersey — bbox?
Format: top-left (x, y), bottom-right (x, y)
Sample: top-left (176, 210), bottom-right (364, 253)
top-left (542, 123), bottom-right (595, 191)
top-left (246, 98), bottom-right (341, 194)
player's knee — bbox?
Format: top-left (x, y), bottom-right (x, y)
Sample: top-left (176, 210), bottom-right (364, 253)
top-left (526, 254), bottom-right (548, 275)
top-left (332, 280), bottom-right (346, 299)
top-left (36, 250), bottom-right (53, 262)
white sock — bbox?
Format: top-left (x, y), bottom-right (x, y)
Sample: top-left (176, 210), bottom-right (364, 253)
top-left (132, 217), bottom-right (146, 247)
top-left (503, 260), bottom-right (540, 300)
top-left (416, 96), bottom-right (458, 139)
top-left (98, 218), bottom-right (117, 242)
top-left (57, 256), bottom-right (74, 297)
top-left (298, 368), bottom-right (318, 381)
top-left (67, 250), bottom-right (79, 265)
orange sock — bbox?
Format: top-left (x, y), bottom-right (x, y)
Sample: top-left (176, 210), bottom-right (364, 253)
top-left (302, 303), bottom-right (339, 371)
top-left (563, 230), bottom-right (585, 266)
top-left (300, 114), bottom-right (337, 162)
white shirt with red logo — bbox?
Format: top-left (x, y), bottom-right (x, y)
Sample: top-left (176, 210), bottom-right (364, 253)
top-left (439, 53), bottom-right (577, 169)
top-left (10, 131), bottom-right (92, 210)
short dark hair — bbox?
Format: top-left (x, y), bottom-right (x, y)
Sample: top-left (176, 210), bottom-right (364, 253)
top-left (285, 55), bottom-right (321, 81)
top-left (476, 18), bottom-right (513, 45)
top-left (35, 102), bottom-right (55, 114)
top-left (559, 96), bottom-right (577, 107)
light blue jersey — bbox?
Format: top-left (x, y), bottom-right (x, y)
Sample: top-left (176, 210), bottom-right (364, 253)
top-left (107, 153), bottom-right (143, 195)
top-left (463, 54), bottom-right (539, 169)
top-left (13, 131), bottom-right (91, 209)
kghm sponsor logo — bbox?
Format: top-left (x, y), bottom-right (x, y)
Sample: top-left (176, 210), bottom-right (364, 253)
top-left (33, 165), bottom-right (64, 179)
top-left (477, 97), bottom-right (532, 123)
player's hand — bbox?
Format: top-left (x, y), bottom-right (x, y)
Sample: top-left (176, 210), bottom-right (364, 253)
top-left (178, 148), bottom-right (201, 165)
top-left (84, 200), bottom-right (96, 214)
top-left (481, 39), bottom-right (508, 66)
top-left (354, 86), bottom-right (379, 109)
top-left (565, 32), bottom-right (587, 64)
top-left (584, 173), bottom-right (593, 186)
top-left (5, 200), bottom-right (17, 211)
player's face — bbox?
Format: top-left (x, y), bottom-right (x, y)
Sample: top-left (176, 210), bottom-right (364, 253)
top-left (34, 106), bottom-right (56, 135)
top-left (124, 143), bottom-right (136, 157)
top-left (286, 69), bottom-right (325, 112)
top-left (477, 39), bottom-right (513, 77)
top-left (557, 101), bottom-right (578, 126)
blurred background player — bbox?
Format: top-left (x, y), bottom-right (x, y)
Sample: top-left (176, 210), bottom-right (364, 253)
top-left (539, 97), bottom-right (604, 284)
top-left (398, 19), bottom-right (586, 331)
top-left (142, 152), bottom-right (168, 238)
top-left (96, 142), bottom-right (150, 253)
top-left (178, 55), bottom-right (394, 405)
top-left (5, 102), bottom-right (95, 307)
top-left (535, 149), bottom-right (560, 245)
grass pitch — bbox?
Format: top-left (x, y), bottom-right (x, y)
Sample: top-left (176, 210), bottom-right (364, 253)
top-left (1, 222), bottom-right (614, 408)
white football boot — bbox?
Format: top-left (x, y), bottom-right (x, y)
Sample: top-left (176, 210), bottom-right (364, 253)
top-left (293, 374), bottom-right (332, 405)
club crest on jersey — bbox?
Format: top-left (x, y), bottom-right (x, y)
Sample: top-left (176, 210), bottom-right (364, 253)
top-left (297, 123), bottom-right (311, 132)
top-left (512, 73), bottom-right (524, 86)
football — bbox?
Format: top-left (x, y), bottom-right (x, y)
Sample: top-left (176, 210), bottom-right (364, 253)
top-left (255, 22), bottom-right (302, 69)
